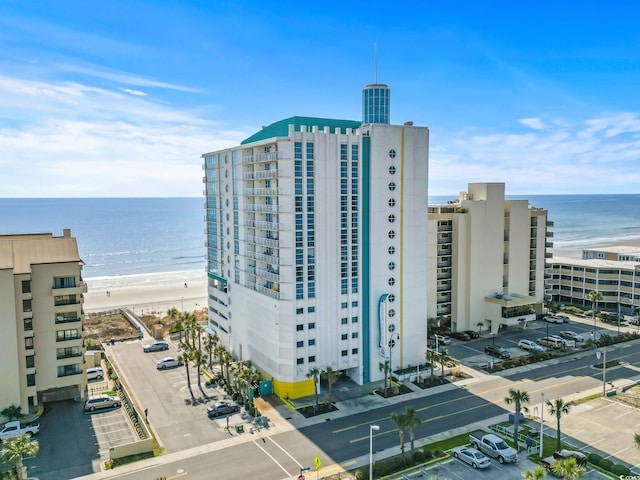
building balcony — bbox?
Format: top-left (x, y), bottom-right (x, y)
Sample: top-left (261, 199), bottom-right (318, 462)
top-left (546, 242), bottom-right (553, 248)
top-left (243, 170), bottom-right (279, 180)
top-left (243, 187), bottom-right (281, 196)
top-left (437, 249), bottom-right (452, 256)
top-left (55, 315), bottom-right (81, 324)
top-left (243, 203), bottom-right (279, 213)
top-left (56, 335), bottom-right (82, 343)
top-left (546, 252), bottom-right (553, 258)
top-left (437, 261), bottom-right (452, 268)
top-left (57, 352), bottom-right (83, 360)
top-left (57, 369), bottom-right (82, 378)
top-left (245, 250), bottom-right (280, 265)
top-left (242, 152), bottom-right (278, 164)
top-left (546, 231), bottom-right (554, 238)
top-left (52, 281), bottom-right (88, 295)
top-left (245, 220), bottom-right (282, 230)
top-left (547, 220), bottom-right (554, 227)
top-left (245, 235), bottom-right (280, 248)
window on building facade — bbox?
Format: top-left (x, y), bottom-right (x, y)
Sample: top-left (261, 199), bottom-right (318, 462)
top-left (21, 280), bottom-right (31, 294)
top-left (308, 339), bottom-right (316, 346)
top-left (340, 144), bottom-right (348, 161)
top-left (389, 278), bottom-right (396, 286)
top-left (308, 355), bottom-right (316, 363)
top-left (296, 307), bottom-right (304, 314)
top-left (341, 334), bottom-right (348, 340)
top-left (23, 299), bottom-right (32, 312)
top-left (352, 316), bottom-right (358, 323)
top-left (351, 144), bottom-right (359, 160)
top-left (296, 324), bottom-right (304, 331)
top-left (341, 350), bottom-right (348, 357)
top-left (389, 198), bottom-right (396, 207)
top-left (26, 374), bottom-right (35, 387)
top-left (341, 317), bottom-right (348, 325)
top-left (26, 355), bottom-right (35, 368)
top-left (23, 318), bottom-right (33, 331)
top-left (297, 358), bottom-right (304, 365)
top-left (389, 166), bottom-right (396, 175)
top-left (308, 282), bottom-right (315, 298)
top-left (294, 142), bottom-right (303, 159)
top-left (389, 182), bottom-right (396, 191)
top-left (306, 143), bottom-right (314, 160)
top-left (388, 231), bottom-right (396, 239)
top-left (341, 278), bottom-right (348, 294)
top-left (352, 278), bottom-right (358, 293)
top-left (296, 283), bottom-right (304, 299)
top-left (297, 341), bottom-right (304, 348)
top-left (352, 348), bottom-right (358, 355)
top-left (308, 321), bottom-right (315, 329)
top-left (25, 337), bottom-right (34, 350)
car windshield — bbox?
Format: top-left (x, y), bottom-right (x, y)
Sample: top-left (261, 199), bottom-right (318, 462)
top-left (495, 440), bottom-right (508, 450)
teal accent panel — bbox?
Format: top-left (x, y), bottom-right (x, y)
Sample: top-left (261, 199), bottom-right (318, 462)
top-left (207, 272), bottom-right (227, 284)
top-left (362, 135), bottom-right (371, 382)
top-left (259, 380), bottom-right (273, 396)
top-left (241, 116), bottom-right (362, 145)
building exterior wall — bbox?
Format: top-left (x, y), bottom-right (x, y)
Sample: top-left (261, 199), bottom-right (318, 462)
top-left (427, 183), bottom-right (548, 335)
top-left (203, 118), bottom-right (429, 396)
top-left (547, 256), bottom-right (640, 314)
top-left (0, 231), bottom-right (86, 413)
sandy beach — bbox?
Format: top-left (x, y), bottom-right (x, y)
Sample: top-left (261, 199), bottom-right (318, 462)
top-left (83, 270), bottom-right (208, 316)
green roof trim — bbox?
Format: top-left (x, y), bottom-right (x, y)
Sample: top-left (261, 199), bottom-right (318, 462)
top-left (241, 116), bottom-right (362, 145)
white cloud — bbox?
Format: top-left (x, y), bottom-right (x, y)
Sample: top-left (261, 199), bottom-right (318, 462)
top-left (121, 88), bottom-right (147, 97)
top-left (518, 117), bottom-right (546, 130)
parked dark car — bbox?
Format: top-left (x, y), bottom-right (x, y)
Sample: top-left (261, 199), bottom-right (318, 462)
top-left (207, 402), bottom-right (240, 418)
top-left (451, 331), bottom-right (472, 341)
top-left (463, 330), bottom-right (480, 339)
top-left (484, 344), bottom-right (511, 359)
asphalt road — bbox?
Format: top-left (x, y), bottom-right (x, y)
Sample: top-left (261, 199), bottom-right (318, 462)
top-left (81, 337), bottom-right (640, 480)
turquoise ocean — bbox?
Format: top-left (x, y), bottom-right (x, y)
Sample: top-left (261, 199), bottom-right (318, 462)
top-left (0, 195), bottom-right (639, 288)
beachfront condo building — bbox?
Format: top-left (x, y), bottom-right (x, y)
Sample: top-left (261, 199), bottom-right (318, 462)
top-left (427, 183), bottom-right (550, 334)
top-left (0, 229), bottom-right (87, 414)
top-left (547, 246), bottom-right (640, 315)
top-left (202, 83), bottom-right (429, 398)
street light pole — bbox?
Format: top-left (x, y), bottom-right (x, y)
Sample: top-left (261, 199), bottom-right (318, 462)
top-left (602, 349), bottom-right (607, 397)
top-left (539, 392), bottom-right (544, 457)
top-left (491, 333), bottom-right (495, 369)
top-left (369, 424), bottom-right (380, 480)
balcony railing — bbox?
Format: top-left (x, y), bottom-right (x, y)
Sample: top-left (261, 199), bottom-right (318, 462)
top-left (56, 335), bottom-right (81, 342)
top-left (55, 316), bottom-right (81, 324)
top-left (57, 352), bottom-right (83, 359)
top-left (243, 170), bottom-right (279, 180)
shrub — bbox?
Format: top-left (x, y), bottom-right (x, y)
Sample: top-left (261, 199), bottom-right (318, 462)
top-left (412, 449), bottom-right (425, 462)
top-left (599, 459), bottom-right (613, 472)
top-left (588, 452), bottom-right (602, 466)
top-left (611, 464), bottom-right (631, 476)
top-left (422, 449), bottom-right (433, 459)
top-left (354, 467), bottom-right (367, 480)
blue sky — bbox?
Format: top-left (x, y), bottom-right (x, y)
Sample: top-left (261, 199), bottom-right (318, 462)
top-left (2, 1), bottom-right (640, 197)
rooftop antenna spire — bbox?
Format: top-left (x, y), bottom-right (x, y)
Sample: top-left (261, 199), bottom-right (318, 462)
top-left (374, 42), bottom-right (378, 84)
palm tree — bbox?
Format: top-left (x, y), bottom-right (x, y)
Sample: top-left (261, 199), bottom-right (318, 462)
top-left (547, 398), bottom-right (571, 451)
top-left (404, 406), bottom-right (421, 454)
top-left (193, 323), bottom-right (204, 353)
top-left (522, 466), bottom-right (547, 480)
top-left (0, 405), bottom-right (24, 422)
top-left (306, 367), bottom-right (320, 413)
top-left (167, 307), bottom-right (183, 343)
top-left (204, 333), bottom-right (219, 371)
top-left (439, 349), bottom-right (453, 378)
top-left (222, 351), bottom-right (233, 386)
top-left (192, 349), bottom-right (206, 394)
top-left (425, 348), bottom-right (437, 380)
top-left (585, 290), bottom-right (603, 340)
top-left (551, 457), bottom-right (586, 480)
top-left (379, 360), bottom-right (390, 396)
top-left (0, 434), bottom-right (39, 480)
top-left (178, 349), bottom-right (195, 399)
top-left (504, 388), bottom-right (530, 450)
top-left (324, 366), bottom-right (340, 407)
top-left (214, 344), bottom-right (226, 378)
top-left (390, 410), bottom-right (410, 464)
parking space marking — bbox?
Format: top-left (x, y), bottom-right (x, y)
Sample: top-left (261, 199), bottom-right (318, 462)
top-left (593, 402), bottom-right (615, 412)
top-left (606, 447), bottom-right (628, 458)
top-left (583, 438), bottom-right (605, 449)
top-left (614, 410), bottom-right (634, 419)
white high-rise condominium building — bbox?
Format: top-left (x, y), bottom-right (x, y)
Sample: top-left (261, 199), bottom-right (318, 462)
top-left (0, 229), bottom-right (86, 413)
top-left (427, 183), bottom-right (550, 334)
top-left (202, 84), bottom-right (429, 398)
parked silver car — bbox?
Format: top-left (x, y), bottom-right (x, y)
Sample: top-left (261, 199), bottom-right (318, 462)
top-left (143, 341), bottom-right (169, 353)
top-left (84, 394), bottom-right (121, 412)
top-left (156, 357), bottom-right (182, 369)
top-left (86, 367), bottom-right (104, 380)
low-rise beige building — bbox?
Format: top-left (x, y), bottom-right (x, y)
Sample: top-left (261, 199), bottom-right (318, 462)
top-left (427, 183), bottom-right (550, 334)
top-left (0, 229), bottom-right (86, 413)
top-left (547, 246), bottom-right (640, 314)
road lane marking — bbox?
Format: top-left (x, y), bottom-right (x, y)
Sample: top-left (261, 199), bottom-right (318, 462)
top-left (267, 437), bottom-right (303, 468)
top-left (252, 439), bottom-right (292, 478)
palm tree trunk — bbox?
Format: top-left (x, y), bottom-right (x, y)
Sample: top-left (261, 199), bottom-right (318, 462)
top-left (556, 415), bottom-right (561, 451)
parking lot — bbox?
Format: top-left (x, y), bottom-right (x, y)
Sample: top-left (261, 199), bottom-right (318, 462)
top-left (107, 337), bottom-right (245, 453)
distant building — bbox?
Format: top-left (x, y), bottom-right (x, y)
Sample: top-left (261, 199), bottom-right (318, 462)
top-left (547, 247), bottom-right (640, 314)
top-left (202, 83), bottom-right (429, 398)
top-left (427, 183), bottom-right (550, 334)
top-left (0, 229), bottom-right (86, 413)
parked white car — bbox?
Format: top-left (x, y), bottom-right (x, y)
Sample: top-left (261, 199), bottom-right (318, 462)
top-left (518, 339), bottom-right (545, 352)
top-left (543, 315), bottom-right (564, 324)
top-left (86, 367), bottom-right (104, 380)
top-left (156, 357), bottom-right (182, 369)
top-left (451, 446), bottom-right (491, 469)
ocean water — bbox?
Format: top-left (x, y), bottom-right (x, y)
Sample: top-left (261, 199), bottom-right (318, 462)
top-left (431, 193), bottom-right (640, 252)
top-left (0, 198), bottom-right (206, 289)
top-left (1, 195), bottom-right (639, 287)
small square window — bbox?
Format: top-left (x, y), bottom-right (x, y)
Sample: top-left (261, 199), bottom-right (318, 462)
top-left (26, 374), bottom-right (35, 387)
top-left (352, 301), bottom-right (358, 307)
top-left (297, 341), bottom-right (304, 348)
top-left (308, 306), bottom-right (316, 313)
top-left (341, 350), bottom-right (348, 357)
top-left (351, 317), bottom-right (358, 323)
top-left (308, 322), bottom-right (316, 329)
top-left (352, 332), bottom-right (358, 339)
top-left (296, 307), bottom-right (304, 314)
top-left (352, 348), bottom-right (359, 355)
top-left (308, 355), bottom-right (316, 363)
top-left (308, 339), bottom-right (316, 346)
top-left (297, 358), bottom-right (304, 365)
top-left (296, 324), bottom-right (304, 331)
top-left (341, 302), bottom-right (348, 308)
top-left (341, 318), bottom-right (348, 325)
top-left (341, 334), bottom-right (348, 340)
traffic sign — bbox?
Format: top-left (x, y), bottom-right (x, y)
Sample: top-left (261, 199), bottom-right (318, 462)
top-left (297, 475), bottom-right (304, 480)
top-left (314, 455), bottom-right (322, 470)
